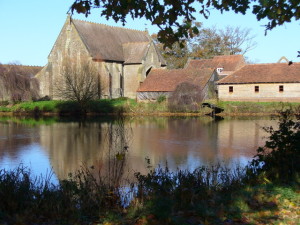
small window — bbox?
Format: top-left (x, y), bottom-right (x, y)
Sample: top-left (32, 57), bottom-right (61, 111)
top-left (255, 86), bottom-right (259, 92)
top-left (217, 68), bottom-right (223, 73)
top-left (279, 85), bottom-right (284, 92)
top-left (229, 86), bottom-right (233, 93)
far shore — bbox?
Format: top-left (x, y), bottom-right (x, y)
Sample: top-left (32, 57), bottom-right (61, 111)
top-left (0, 98), bottom-right (299, 118)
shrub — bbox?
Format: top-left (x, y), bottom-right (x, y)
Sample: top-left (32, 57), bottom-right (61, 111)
top-left (247, 109), bottom-right (300, 184)
top-left (0, 101), bottom-right (9, 106)
top-left (168, 82), bottom-right (203, 112)
top-left (157, 95), bottom-right (166, 103)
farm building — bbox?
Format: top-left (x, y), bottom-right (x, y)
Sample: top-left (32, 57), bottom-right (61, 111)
top-left (137, 68), bottom-right (217, 101)
top-left (217, 63), bottom-right (300, 102)
top-left (137, 55), bottom-right (246, 101)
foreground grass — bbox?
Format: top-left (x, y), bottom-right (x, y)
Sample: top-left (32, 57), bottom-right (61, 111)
top-left (0, 166), bottom-right (298, 225)
top-left (1, 99), bottom-right (300, 115)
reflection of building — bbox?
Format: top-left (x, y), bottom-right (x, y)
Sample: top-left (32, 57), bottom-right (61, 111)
top-left (216, 118), bottom-right (272, 162)
top-left (36, 117), bottom-right (276, 180)
top-left (39, 122), bottom-right (108, 179)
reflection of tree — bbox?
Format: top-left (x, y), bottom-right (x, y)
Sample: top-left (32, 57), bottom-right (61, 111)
top-left (105, 118), bottom-right (133, 187)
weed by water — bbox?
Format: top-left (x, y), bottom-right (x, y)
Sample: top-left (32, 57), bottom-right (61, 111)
top-left (0, 165), bottom-right (124, 225)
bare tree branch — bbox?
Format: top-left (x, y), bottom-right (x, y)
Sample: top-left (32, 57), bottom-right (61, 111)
top-left (54, 58), bottom-right (101, 112)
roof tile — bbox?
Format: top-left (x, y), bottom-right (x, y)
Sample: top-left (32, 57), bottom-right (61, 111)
top-left (217, 63), bottom-right (300, 84)
top-left (73, 19), bottom-right (150, 62)
top-left (186, 55), bottom-right (245, 71)
top-left (137, 68), bottom-right (214, 92)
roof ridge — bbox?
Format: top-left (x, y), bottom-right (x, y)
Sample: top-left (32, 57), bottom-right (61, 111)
top-left (72, 18), bottom-right (147, 33)
top-left (213, 54), bottom-right (243, 58)
top-left (247, 62), bottom-right (300, 66)
top-left (122, 41), bottom-right (150, 46)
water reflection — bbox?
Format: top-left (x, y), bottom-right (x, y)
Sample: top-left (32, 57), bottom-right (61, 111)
top-left (0, 116), bottom-right (275, 180)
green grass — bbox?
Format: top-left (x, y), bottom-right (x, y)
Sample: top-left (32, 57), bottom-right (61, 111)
top-left (11, 100), bottom-right (62, 113)
top-left (0, 116), bottom-right (58, 125)
top-left (0, 106), bottom-right (11, 112)
top-left (1, 99), bottom-right (300, 115)
top-left (213, 100), bottom-right (300, 114)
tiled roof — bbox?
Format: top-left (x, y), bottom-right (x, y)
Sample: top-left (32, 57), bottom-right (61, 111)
top-left (123, 42), bottom-right (149, 64)
top-left (217, 63), bottom-right (300, 84)
top-left (137, 68), bottom-right (214, 92)
top-left (186, 55), bottom-right (245, 71)
top-left (73, 19), bottom-right (150, 62)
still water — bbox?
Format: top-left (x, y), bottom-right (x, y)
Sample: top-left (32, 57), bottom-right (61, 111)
top-left (0, 116), bottom-right (276, 182)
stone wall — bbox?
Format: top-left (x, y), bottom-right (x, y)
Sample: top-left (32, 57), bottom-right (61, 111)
top-left (102, 62), bottom-right (123, 98)
top-left (124, 42), bottom-right (165, 99)
top-left (36, 18), bottom-right (92, 99)
top-left (218, 83), bottom-right (300, 102)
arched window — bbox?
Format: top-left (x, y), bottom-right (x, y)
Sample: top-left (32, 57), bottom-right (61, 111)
top-left (146, 67), bottom-right (152, 77)
top-left (120, 73), bottom-right (123, 97)
top-left (109, 73), bottom-right (112, 99)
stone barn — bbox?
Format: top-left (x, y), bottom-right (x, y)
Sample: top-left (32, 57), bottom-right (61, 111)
top-left (217, 63), bottom-right (300, 102)
top-left (137, 68), bottom-right (217, 101)
top-left (36, 16), bottom-right (166, 99)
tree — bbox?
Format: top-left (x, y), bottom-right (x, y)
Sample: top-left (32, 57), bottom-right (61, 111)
top-left (189, 25), bottom-right (257, 59)
top-left (152, 34), bottom-right (189, 69)
top-left (248, 109), bottom-right (300, 183)
top-left (54, 59), bottom-right (101, 112)
top-left (153, 22), bottom-right (256, 69)
top-left (70, 0), bottom-right (300, 47)
top-left (0, 63), bottom-right (40, 103)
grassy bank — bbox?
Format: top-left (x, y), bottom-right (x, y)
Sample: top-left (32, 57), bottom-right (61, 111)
top-left (214, 101), bottom-right (300, 115)
top-left (1, 99), bottom-right (300, 116)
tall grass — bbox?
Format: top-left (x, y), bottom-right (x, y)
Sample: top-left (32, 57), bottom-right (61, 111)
top-left (0, 165), bottom-right (124, 225)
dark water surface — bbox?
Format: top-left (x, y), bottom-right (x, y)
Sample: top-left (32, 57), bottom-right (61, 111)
top-left (0, 116), bottom-right (276, 183)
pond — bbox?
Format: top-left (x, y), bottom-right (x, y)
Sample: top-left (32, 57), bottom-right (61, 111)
top-left (0, 116), bottom-right (276, 183)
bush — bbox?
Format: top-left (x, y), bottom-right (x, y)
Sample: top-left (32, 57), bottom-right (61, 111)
top-left (0, 101), bottom-right (9, 106)
top-left (157, 95), bottom-right (166, 103)
top-left (168, 82), bottom-right (203, 112)
top-left (247, 109), bottom-right (300, 184)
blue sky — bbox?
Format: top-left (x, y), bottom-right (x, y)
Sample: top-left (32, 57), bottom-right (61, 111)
top-left (0, 0), bottom-right (299, 66)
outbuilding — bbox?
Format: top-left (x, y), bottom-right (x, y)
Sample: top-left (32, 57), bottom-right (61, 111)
top-left (217, 63), bottom-right (300, 102)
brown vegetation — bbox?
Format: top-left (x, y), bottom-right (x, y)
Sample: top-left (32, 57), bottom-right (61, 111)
top-left (53, 58), bottom-right (101, 112)
top-left (0, 63), bottom-right (41, 103)
top-left (168, 82), bottom-right (204, 112)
